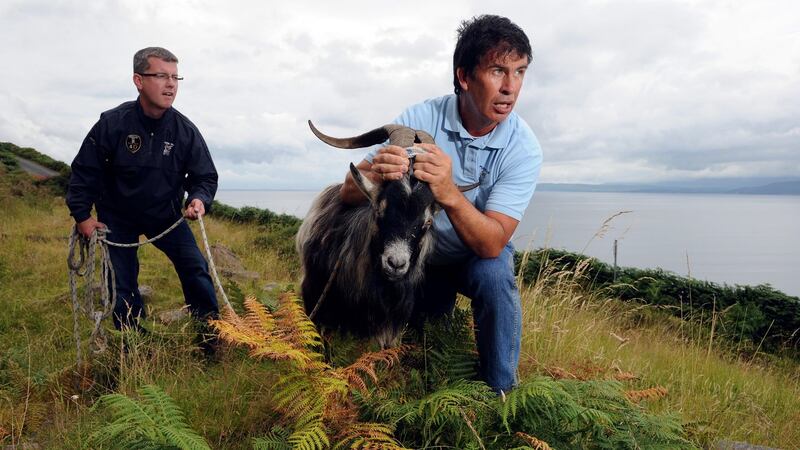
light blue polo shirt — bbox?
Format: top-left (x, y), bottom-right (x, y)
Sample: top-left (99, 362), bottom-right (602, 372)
top-left (366, 94), bottom-right (543, 263)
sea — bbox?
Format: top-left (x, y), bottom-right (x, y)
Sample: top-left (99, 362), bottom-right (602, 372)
top-left (215, 189), bottom-right (800, 297)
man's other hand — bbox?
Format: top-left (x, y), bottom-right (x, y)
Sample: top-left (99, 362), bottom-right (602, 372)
top-left (77, 217), bottom-right (107, 239)
top-left (184, 198), bottom-right (206, 220)
top-left (412, 143), bottom-right (460, 207)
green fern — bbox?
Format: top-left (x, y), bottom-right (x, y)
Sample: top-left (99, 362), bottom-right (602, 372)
top-left (414, 308), bottom-right (480, 384)
top-left (287, 419), bottom-right (329, 450)
top-left (224, 279), bottom-right (246, 306)
top-left (332, 423), bottom-right (410, 450)
top-left (498, 378), bottom-right (696, 449)
top-left (251, 426), bottom-right (291, 450)
top-left (500, 376), bottom-right (563, 430)
top-left (351, 306), bottom-right (698, 450)
top-left (218, 295), bottom-right (696, 449)
top-left (88, 384), bottom-right (211, 450)
top-left (369, 379), bottom-right (493, 448)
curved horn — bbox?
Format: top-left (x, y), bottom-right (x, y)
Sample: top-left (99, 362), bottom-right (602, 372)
top-left (414, 130), bottom-right (435, 145)
top-left (308, 121), bottom-right (421, 149)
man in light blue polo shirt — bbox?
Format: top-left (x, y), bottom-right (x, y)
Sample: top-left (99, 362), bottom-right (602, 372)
top-left (340, 14), bottom-right (542, 394)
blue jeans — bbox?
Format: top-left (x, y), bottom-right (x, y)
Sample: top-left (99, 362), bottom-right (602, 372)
top-left (416, 243), bottom-right (521, 393)
top-left (99, 212), bottom-right (219, 330)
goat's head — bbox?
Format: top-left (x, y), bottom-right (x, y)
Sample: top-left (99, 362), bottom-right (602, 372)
top-left (309, 121), bottom-right (438, 280)
top-left (352, 163), bottom-right (436, 280)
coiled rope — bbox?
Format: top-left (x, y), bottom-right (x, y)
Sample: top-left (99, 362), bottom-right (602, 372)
top-left (67, 215), bottom-right (233, 366)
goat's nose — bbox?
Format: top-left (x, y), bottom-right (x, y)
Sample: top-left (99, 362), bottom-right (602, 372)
top-left (387, 255), bottom-right (407, 270)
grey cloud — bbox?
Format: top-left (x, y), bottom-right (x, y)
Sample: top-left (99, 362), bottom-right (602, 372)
top-left (369, 34), bottom-right (449, 62)
top-left (3, 0), bottom-right (799, 188)
top-left (283, 33), bottom-right (314, 52)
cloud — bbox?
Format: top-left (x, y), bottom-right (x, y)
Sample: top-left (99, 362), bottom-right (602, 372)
top-left (1, 0), bottom-right (798, 188)
top-left (514, 0), bottom-right (800, 182)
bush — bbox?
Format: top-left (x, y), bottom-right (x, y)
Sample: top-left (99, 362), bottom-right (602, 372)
top-left (209, 201), bottom-right (302, 229)
top-left (0, 150), bottom-right (20, 172)
top-left (210, 201), bottom-right (302, 260)
top-left (515, 249), bottom-right (800, 358)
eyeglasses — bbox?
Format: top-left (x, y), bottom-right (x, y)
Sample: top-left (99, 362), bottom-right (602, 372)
top-left (137, 72), bottom-right (184, 81)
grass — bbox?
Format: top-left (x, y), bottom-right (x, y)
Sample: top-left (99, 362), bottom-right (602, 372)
top-left (1, 171), bottom-right (292, 448)
top-left (517, 260), bottom-right (800, 448)
top-left (1, 166), bottom-right (799, 448)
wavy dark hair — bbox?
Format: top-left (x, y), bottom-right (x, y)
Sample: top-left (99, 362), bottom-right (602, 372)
top-left (452, 15), bottom-right (532, 95)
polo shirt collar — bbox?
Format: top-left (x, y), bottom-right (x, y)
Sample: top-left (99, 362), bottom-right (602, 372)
top-left (443, 94), bottom-right (514, 150)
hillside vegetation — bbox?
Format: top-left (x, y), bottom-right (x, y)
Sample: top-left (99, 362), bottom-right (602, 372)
top-left (516, 250), bottom-right (800, 358)
top-left (1, 146), bottom-right (798, 449)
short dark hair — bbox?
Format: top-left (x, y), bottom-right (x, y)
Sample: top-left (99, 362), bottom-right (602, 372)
top-left (133, 47), bottom-right (178, 73)
top-left (452, 15), bottom-right (532, 95)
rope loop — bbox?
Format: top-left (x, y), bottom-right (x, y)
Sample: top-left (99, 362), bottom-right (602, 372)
top-left (68, 214), bottom-right (234, 368)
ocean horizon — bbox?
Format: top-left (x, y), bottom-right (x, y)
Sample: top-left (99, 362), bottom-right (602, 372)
top-left (216, 189), bottom-right (800, 297)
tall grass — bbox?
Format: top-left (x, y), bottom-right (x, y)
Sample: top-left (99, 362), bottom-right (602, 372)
top-left (517, 250), bottom-right (800, 448)
top-left (0, 168), bottom-right (292, 448)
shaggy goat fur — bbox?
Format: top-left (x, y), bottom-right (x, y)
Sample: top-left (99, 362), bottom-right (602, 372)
top-left (296, 174), bottom-right (436, 348)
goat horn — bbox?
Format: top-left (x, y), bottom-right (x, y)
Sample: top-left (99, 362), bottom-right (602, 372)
top-left (308, 120), bottom-right (430, 149)
top-left (415, 130), bottom-right (435, 145)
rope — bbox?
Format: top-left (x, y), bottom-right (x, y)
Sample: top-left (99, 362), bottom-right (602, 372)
top-left (67, 214), bottom-right (234, 367)
top-left (101, 216), bottom-right (185, 248)
top-left (197, 215), bottom-right (231, 311)
top-left (68, 225), bottom-right (116, 366)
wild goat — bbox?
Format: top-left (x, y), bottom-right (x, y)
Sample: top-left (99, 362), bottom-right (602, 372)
top-left (295, 121), bottom-right (438, 348)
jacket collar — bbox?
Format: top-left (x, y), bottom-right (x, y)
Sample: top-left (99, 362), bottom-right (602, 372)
top-left (135, 96), bottom-right (174, 131)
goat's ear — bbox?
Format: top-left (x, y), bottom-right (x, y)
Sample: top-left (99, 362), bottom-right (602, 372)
top-left (350, 163), bottom-right (378, 204)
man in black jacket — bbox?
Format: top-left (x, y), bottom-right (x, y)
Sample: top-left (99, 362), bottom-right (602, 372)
top-left (66, 47), bottom-right (219, 332)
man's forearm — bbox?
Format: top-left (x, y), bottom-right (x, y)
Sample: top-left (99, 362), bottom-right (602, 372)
top-left (340, 172), bottom-right (369, 205)
top-left (340, 160), bottom-right (385, 206)
top-left (66, 170), bottom-right (101, 223)
top-left (442, 195), bottom-right (509, 258)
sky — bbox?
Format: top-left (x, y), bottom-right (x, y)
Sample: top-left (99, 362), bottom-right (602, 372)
top-left (1, 0), bottom-right (798, 189)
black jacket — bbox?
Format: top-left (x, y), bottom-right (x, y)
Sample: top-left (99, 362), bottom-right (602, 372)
top-left (66, 99), bottom-right (218, 224)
